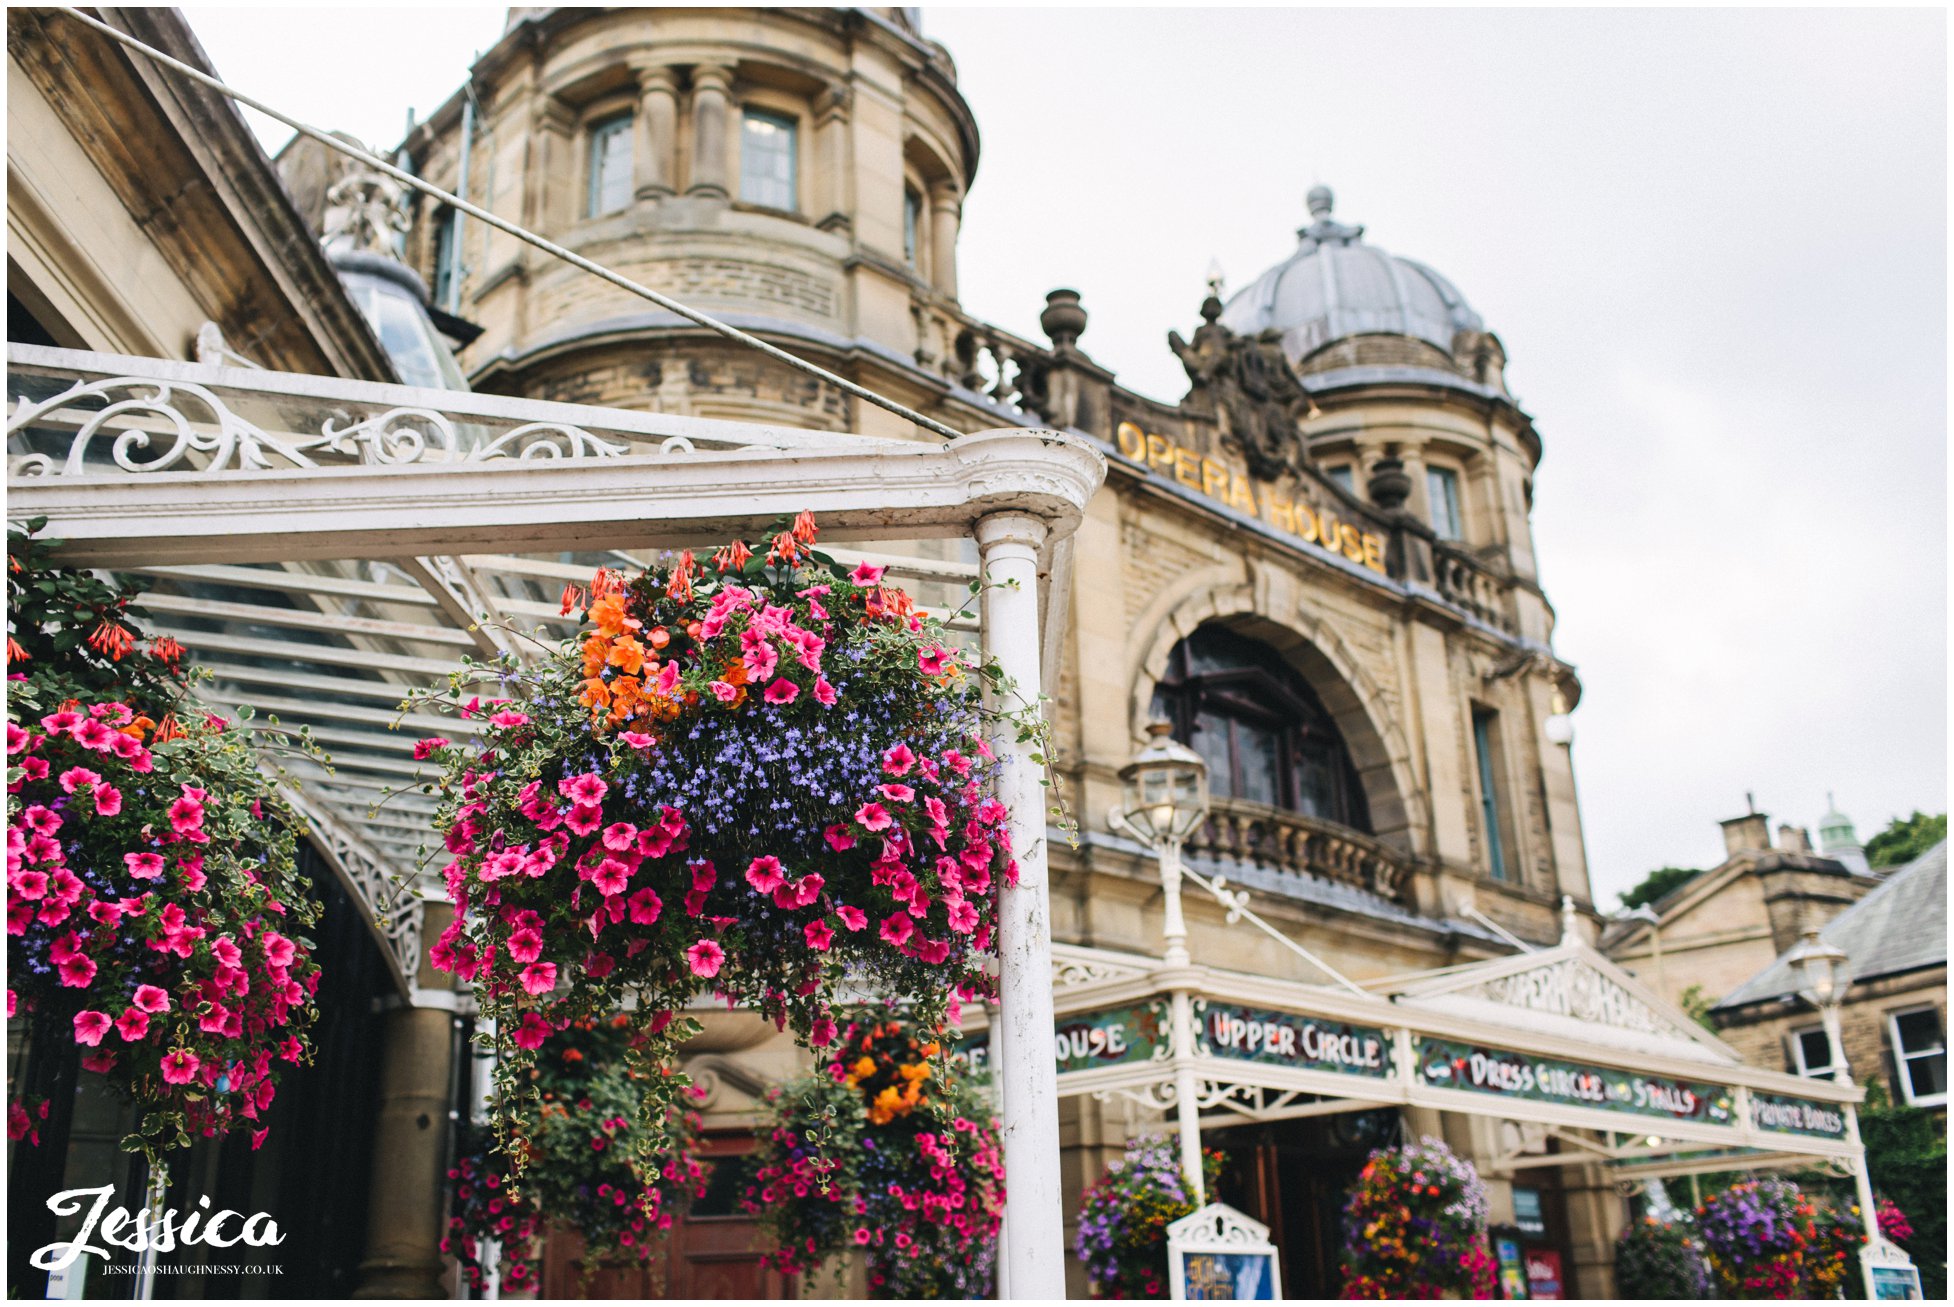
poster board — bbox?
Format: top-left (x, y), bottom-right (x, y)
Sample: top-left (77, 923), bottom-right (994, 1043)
top-left (1865, 1237), bottom-right (1923, 1300)
top-left (1490, 1229), bottom-right (1530, 1299)
top-left (1166, 1203), bottom-right (1281, 1301)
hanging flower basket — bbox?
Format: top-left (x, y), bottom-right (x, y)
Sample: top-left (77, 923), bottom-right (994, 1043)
top-left (422, 514), bottom-right (1040, 1134)
top-left (1614, 1214), bottom-right (1712, 1299)
top-left (444, 1015), bottom-right (708, 1293)
top-left (6, 526), bottom-right (323, 1167)
top-left (737, 1012), bottom-right (1004, 1298)
top-left (1075, 1134), bottom-right (1225, 1299)
top-left (1695, 1176), bottom-right (1865, 1299)
top-left (1338, 1136), bottom-right (1495, 1299)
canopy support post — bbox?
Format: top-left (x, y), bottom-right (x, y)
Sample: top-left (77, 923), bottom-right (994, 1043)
top-left (978, 510), bottom-right (1068, 1300)
top-left (1845, 1103), bottom-right (1879, 1300)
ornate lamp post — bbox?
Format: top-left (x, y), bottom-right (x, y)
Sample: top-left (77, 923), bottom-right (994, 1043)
top-left (1786, 928), bottom-right (1852, 1085)
top-left (1108, 722), bottom-right (1212, 1201)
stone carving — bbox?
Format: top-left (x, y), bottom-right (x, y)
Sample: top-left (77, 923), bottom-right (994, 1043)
top-left (1476, 959), bottom-right (1669, 1037)
top-left (1168, 296), bottom-right (1312, 482)
top-left (321, 161), bottom-right (409, 258)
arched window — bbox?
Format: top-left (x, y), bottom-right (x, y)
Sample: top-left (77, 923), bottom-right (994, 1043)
top-left (1150, 627), bottom-right (1370, 831)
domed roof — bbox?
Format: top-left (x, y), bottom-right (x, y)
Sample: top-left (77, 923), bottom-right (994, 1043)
top-left (1220, 186), bottom-right (1484, 364)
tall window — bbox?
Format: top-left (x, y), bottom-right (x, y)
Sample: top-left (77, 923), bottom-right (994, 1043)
top-left (1151, 627), bottom-right (1370, 830)
top-left (903, 187), bottom-right (923, 267)
top-left (1889, 1007), bottom-right (1947, 1106)
top-left (739, 109), bottom-right (797, 211)
top-left (1472, 707), bottom-right (1510, 881)
top-left (587, 114), bottom-right (634, 217)
top-left (430, 208), bottom-right (460, 310)
top-left (1427, 465), bottom-right (1464, 541)
top-left (1790, 1026), bottom-right (1841, 1080)
top-left (1324, 464), bottom-right (1356, 495)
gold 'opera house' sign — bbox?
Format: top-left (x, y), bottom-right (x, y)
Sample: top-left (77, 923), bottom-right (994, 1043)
top-left (1115, 421), bottom-right (1387, 575)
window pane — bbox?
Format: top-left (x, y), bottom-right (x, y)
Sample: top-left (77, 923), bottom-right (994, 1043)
top-left (1191, 709), bottom-right (1236, 800)
top-left (1896, 1009), bottom-right (1947, 1100)
top-left (1428, 466), bottom-right (1463, 540)
top-left (1294, 742), bottom-right (1342, 821)
top-left (1325, 465), bottom-right (1355, 494)
top-left (1795, 1028), bottom-right (1836, 1076)
top-left (1472, 709), bottom-right (1507, 880)
top-left (740, 110), bottom-right (797, 211)
top-left (1233, 721), bottom-right (1281, 808)
top-left (904, 188), bottom-right (922, 266)
top-left (431, 210), bottom-right (459, 309)
top-left (588, 117), bottom-right (633, 216)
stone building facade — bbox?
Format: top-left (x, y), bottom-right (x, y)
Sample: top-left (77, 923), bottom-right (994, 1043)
top-left (393, 6), bottom-right (1608, 1296)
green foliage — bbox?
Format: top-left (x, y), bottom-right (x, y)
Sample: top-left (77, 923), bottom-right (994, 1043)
top-left (1865, 812), bottom-right (1947, 869)
top-left (1619, 865), bottom-right (1701, 911)
top-left (7, 520), bottom-right (189, 708)
top-left (1677, 983), bottom-right (1720, 1033)
top-left (1859, 1079), bottom-right (1947, 1299)
top-left (1615, 1215), bottom-right (1711, 1299)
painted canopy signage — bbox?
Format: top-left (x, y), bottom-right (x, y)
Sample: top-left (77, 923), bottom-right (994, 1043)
top-left (1200, 1002), bottom-right (1393, 1080)
top-left (951, 1001), bottom-right (1170, 1077)
top-left (1749, 1092), bottom-right (1848, 1140)
top-left (1415, 1036), bottom-right (1736, 1126)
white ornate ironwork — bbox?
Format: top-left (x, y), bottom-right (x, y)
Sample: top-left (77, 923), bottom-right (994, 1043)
top-left (1090, 1077), bottom-right (1180, 1113)
top-left (8, 374), bottom-right (632, 477)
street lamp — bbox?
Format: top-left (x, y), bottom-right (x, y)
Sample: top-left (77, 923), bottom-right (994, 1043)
top-left (1785, 928), bottom-right (1852, 1086)
top-left (1107, 721), bottom-right (1212, 1205)
top-left (1108, 721), bottom-right (1211, 966)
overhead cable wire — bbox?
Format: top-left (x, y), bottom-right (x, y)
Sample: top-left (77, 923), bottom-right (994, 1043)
top-left (57, 6), bottom-right (966, 442)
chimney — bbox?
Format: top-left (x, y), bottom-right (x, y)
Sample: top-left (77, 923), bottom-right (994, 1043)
top-left (1720, 793), bottom-right (1772, 858)
top-left (1777, 825), bottom-right (1811, 854)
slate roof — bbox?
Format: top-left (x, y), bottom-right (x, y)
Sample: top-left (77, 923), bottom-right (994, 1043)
top-left (1714, 840), bottom-right (1948, 1009)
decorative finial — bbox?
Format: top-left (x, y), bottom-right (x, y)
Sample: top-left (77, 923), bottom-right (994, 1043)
top-left (1307, 183), bottom-right (1335, 219)
top-left (1298, 184), bottom-right (1363, 246)
top-left (1205, 258), bottom-right (1226, 298)
top-left (1558, 894), bottom-right (1579, 945)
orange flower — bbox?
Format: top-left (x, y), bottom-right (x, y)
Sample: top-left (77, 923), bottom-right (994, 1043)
top-left (149, 635), bottom-right (185, 666)
top-left (668, 550), bottom-right (696, 604)
top-left (558, 583), bottom-right (586, 616)
top-left (5, 636), bottom-right (27, 664)
top-left (767, 530), bottom-right (800, 565)
top-left (581, 636), bottom-right (610, 677)
top-left (713, 540), bottom-right (752, 573)
top-left (589, 594), bottom-right (637, 638)
top-left (153, 713), bottom-right (184, 743)
top-left (588, 567), bottom-right (625, 599)
top-left (792, 510), bottom-right (819, 544)
top-left (120, 714), bottom-right (155, 740)
top-left (86, 619), bottom-right (134, 661)
top-left (607, 635), bottom-right (645, 675)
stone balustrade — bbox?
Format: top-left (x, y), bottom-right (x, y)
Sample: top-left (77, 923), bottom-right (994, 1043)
top-left (1432, 541), bottom-right (1515, 634)
top-left (1186, 799), bottom-right (1412, 901)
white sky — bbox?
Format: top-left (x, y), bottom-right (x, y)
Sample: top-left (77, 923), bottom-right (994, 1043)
top-left (179, 5), bottom-right (1949, 907)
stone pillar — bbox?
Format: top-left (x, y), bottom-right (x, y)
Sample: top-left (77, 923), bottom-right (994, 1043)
top-left (813, 82), bottom-right (853, 233)
top-left (632, 64), bottom-right (679, 201)
top-left (687, 63), bottom-right (734, 199)
top-left (929, 184), bottom-right (961, 299)
top-left (354, 1005), bottom-right (457, 1298)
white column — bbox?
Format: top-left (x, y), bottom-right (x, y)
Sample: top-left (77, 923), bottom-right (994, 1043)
top-left (977, 510), bottom-right (1067, 1301)
top-left (1845, 1105), bottom-right (1880, 1301)
top-left (1159, 839), bottom-right (1205, 1204)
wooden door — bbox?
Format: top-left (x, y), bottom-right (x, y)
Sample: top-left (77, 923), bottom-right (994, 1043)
top-left (539, 1132), bottom-right (791, 1299)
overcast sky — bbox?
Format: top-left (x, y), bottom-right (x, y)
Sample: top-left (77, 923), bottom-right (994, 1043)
top-left (180, 5), bottom-right (1948, 908)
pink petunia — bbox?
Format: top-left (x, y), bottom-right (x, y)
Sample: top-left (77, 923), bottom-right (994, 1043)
top-left (92, 784), bottom-right (121, 817)
top-left (804, 919), bottom-right (835, 951)
top-left (507, 928), bottom-right (544, 964)
top-left (879, 914), bottom-right (914, 946)
top-left (160, 1049), bottom-right (201, 1085)
top-left (686, 940), bottom-right (726, 979)
top-left (879, 783), bottom-right (915, 803)
top-left (619, 731), bottom-right (656, 750)
top-left (745, 856), bottom-right (786, 894)
top-left (812, 677), bottom-right (838, 707)
top-left (707, 680), bottom-right (740, 703)
top-left (58, 767), bottom-right (101, 795)
top-left (4, 723), bottom-right (27, 754)
top-left (848, 562), bottom-right (886, 586)
top-left (168, 790), bottom-right (205, 833)
top-left (559, 773), bottom-right (609, 806)
top-left (413, 737), bottom-right (450, 760)
top-left (946, 899), bottom-right (980, 934)
top-left (512, 1012), bottom-right (552, 1051)
top-left (115, 1008), bottom-right (150, 1042)
top-left (794, 874), bottom-right (825, 906)
top-left (918, 645), bottom-right (954, 676)
top-left (125, 852), bottom-right (165, 880)
top-left (835, 905), bottom-right (867, 932)
top-left (520, 962), bottom-right (559, 995)
top-left (488, 711), bottom-right (531, 729)
top-left (563, 804), bottom-right (604, 837)
top-left (762, 678), bottom-right (799, 705)
top-left (628, 888), bottom-right (663, 925)
top-left (854, 803), bottom-right (893, 832)
top-left (133, 985), bottom-right (171, 1014)
top-left (56, 955), bottom-right (96, 988)
top-left (73, 1010), bottom-right (112, 1047)
top-left (882, 744), bottom-right (916, 776)
top-left (590, 858), bottom-right (632, 897)
top-left (824, 824), bottom-right (855, 852)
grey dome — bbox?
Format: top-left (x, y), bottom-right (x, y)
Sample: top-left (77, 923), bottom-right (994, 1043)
top-left (1220, 186), bottom-right (1484, 364)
